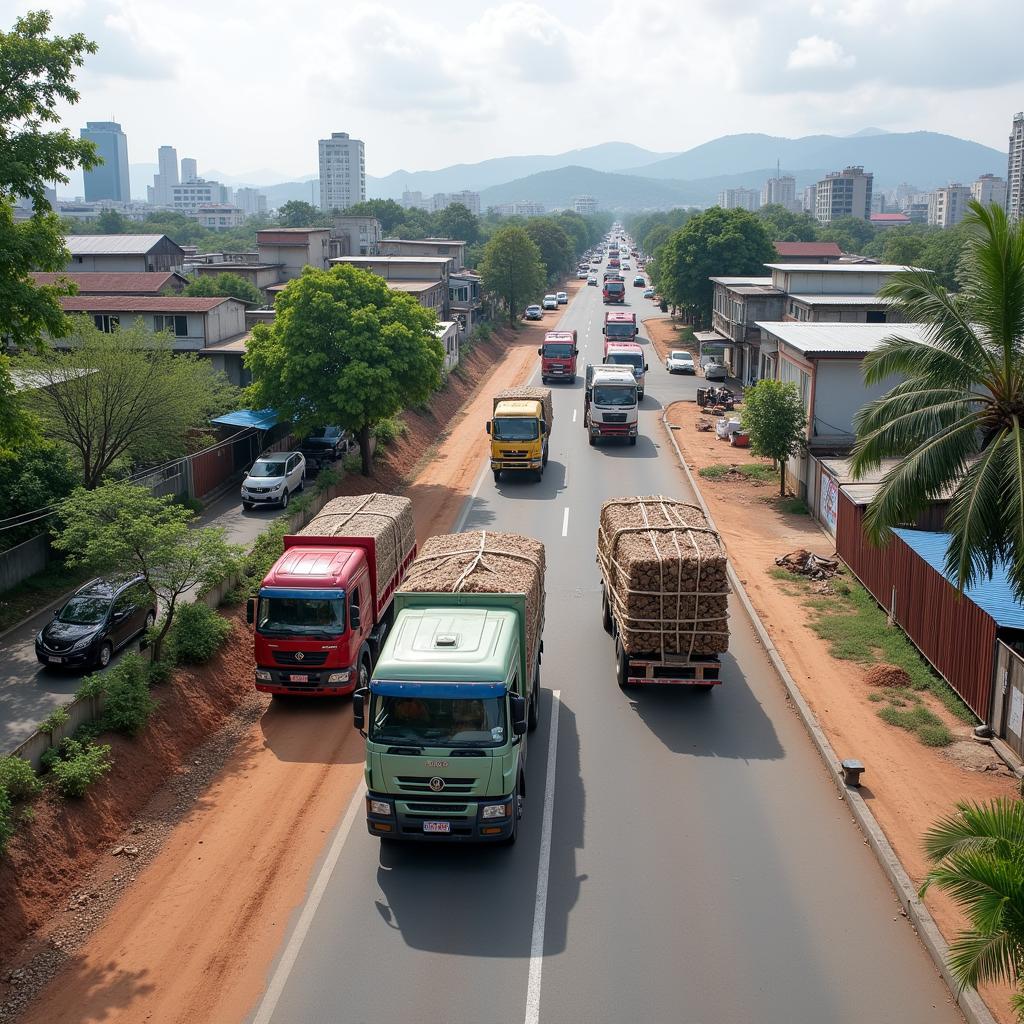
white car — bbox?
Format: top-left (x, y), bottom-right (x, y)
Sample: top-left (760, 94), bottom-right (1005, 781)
top-left (703, 360), bottom-right (728, 382)
top-left (556, 291), bottom-right (568, 304)
top-left (587, 275), bottom-right (598, 286)
top-left (577, 269), bottom-right (588, 279)
top-left (241, 451), bottom-right (305, 510)
top-left (542, 294), bottom-right (558, 310)
top-left (666, 350), bottom-right (695, 375)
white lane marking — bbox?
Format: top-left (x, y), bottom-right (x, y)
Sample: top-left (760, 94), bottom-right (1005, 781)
top-left (561, 508), bottom-right (570, 537)
top-left (454, 458), bottom-right (491, 533)
top-left (572, 408), bottom-right (577, 423)
top-left (252, 778), bottom-right (368, 1024)
top-left (524, 689), bottom-right (561, 1024)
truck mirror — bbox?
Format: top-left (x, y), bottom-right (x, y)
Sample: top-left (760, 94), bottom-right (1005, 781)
top-left (537, 347), bottom-right (543, 356)
top-left (246, 598), bottom-right (255, 625)
top-left (352, 688), bottom-right (368, 732)
top-left (644, 364), bottom-right (649, 372)
top-left (350, 605), bottom-right (361, 630)
top-left (601, 326), bottom-right (606, 334)
top-left (510, 694), bottom-right (527, 735)
top-left (573, 347), bottom-right (579, 355)
top-left (485, 421), bottom-right (491, 434)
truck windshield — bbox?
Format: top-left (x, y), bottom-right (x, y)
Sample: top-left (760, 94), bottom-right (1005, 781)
top-left (257, 595), bottom-right (345, 636)
top-left (492, 417), bottom-right (539, 441)
top-left (370, 694), bottom-right (507, 747)
top-left (605, 323), bottom-right (634, 338)
top-left (543, 344), bottom-right (573, 358)
top-left (593, 385), bottom-right (636, 406)
top-left (606, 352), bottom-right (643, 371)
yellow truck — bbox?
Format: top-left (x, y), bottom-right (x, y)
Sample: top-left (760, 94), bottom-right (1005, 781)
top-left (486, 386), bottom-right (554, 483)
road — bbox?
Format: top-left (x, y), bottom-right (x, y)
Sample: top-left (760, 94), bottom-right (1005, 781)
top-left (252, 276), bottom-right (962, 1023)
top-left (0, 491), bottom-right (291, 752)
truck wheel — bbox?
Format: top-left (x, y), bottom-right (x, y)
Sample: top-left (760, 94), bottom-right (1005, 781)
top-left (502, 792), bottom-right (522, 846)
top-left (615, 639), bottom-right (630, 690)
top-left (601, 589), bottom-right (612, 634)
top-left (589, 433), bottom-right (596, 447)
top-left (493, 470), bottom-right (501, 483)
top-left (357, 655), bottom-right (370, 691)
top-left (528, 675), bottom-right (539, 732)
top-left (697, 683), bottom-right (715, 694)
top-left (629, 436), bottom-right (637, 446)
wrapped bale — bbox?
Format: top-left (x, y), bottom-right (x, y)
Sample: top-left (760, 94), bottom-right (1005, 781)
top-left (598, 496), bottom-right (729, 656)
top-left (299, 493), bottom-right (415, 598)
top-left (493, 387), bottom-right (553, 431)
top-left (400, 531), bottom-right (545, 666)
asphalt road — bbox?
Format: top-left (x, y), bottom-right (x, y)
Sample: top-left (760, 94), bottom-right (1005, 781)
top-left (0, 490), bottom-right (291, 752)
top-left (253, 279), bottom-right (962, 1023)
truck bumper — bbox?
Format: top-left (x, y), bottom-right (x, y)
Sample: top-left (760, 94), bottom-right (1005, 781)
top-left (591, 423), bottom-right (638, 437)
top-left (491, 459), bottom-right (543, 471)
top-left (255, 665), bottom-right (357, 696)
top-left (365, 792), bottom-right (517, 842)
top-left (623, 657), bottom-right (722, 685)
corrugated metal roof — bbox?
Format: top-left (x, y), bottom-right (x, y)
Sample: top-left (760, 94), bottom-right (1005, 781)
top-left (788, 294), bottom-right (897, 306)
top-left (766, 263), bottom-right (922, 273)
top-left (755, 321), bottom-right (929, 354)
top-left (893, 529), bottom-right (1024, 630)
top-left (64, 234), bottom-right (169, 255)
top-left (61, 295), bottom-right (233, 312)
top-left (774, 241), bottom-right (842, 257)
top-left (332, 256), bottom-right (453, 265)
top-left (32, 271), bottom-right (184, 293)
top-left (709, 276), bottom-right (773, 286)
top-left (212, 408), bottom-right (278, 430)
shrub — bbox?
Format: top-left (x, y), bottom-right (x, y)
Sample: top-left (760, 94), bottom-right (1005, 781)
top-left (0, 790), bottom-right (12, 856)
top-left (342, 453), bottom-right (362, 474)
top-left (37, 705), bottom-right (70, 733)
top-left (373, 417), bottom-right (407, 446)
top-left (0, 756), bottom-right (42, 802)
top-left (473, 322), bottom-right (492, 343)
top-left (167, 602), bottom-right (232, 665)
top-left (76, 671), bottom-right (107, 700)
top-left (918, 723), bottom-right (954, 747)
top-left (100, 654), bottom-right (156, 735)
top-left (48, 739), bottom-right (112, 798)
top-left (147, 658), bottom-right (175, 685)
top-left (173, 494), bottom-right (204, 514)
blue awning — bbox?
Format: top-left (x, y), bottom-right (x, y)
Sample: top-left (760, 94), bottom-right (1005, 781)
top-left (212, 408), bottom-right (279, 431)
top-left (370, 680), bottom-right (508, 699)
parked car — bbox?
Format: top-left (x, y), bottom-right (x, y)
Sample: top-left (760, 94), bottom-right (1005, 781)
top-left (643, 287), bottom-right (656, 298)
top-left (666, 350), bottom-right (696, 375)
top-left (542, 294), bottom-right (558, 310)
top-left (588, 275), bottom-right (598, 286)
top-left (36, 576), bottom-right (156, 670)
top-left (556, 291), bottom-right (568, 305)
top-left (525, 304), bottom-right (543, 320)
top-left (704, 360), bottom-right (728, 381)
top-left (241, 451), bottom-right (306, 510)
top-left (577, 269), bottom-right (588, 279)
top-left (633, 276), bottom-right (645, 287)
top-left (299, 426), bottom-right (352, 468)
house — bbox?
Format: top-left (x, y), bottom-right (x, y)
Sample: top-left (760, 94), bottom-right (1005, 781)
top-left (765, 262), bottom-right (917, 296)
top-left (330, 255), bottom-right (454, 318)
top-left (31, 271), bottom-right (189, 295)
top-left (435, 321), bottom-right (460, 372)
top-left (330, 216), bottom-right (382, 258)
top-left (194, 204), bottom-right (246, 230)
top-left (708, 276), bottom-right (786, 384)
top-left (869, 212), bottom-right (912, 228)
top-left (64, 234), bottom-right (186, 273)
top-left (772, 241), bottom-right (842, 263)
top-left (448, 271), bottom-right (483, 335)
top-left (256, 228), bottom-right (331, 281)
top-left (379, 238), bottom-right (466, 270)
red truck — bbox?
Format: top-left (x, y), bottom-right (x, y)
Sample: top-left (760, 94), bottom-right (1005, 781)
top-left (603, 339), bottom-right (647, 399)
top-left (247, 494), bottom-right (417, 696)
top-left (602, 310), bottom-right (637, 342)
top-left (539, 329), bottom-right (579, 383)
top-left (603, 278), bottom-right (626, 303)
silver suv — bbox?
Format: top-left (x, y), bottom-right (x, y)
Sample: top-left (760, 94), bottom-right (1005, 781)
top-left (241, 451), bottom-right (305, 510)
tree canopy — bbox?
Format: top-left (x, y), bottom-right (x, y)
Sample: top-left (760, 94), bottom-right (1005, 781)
top-left (277, 200), bottom-right (328, 228)
top-left (478, 226), bottom-right (547, 326)
top-left (182, 272), bottom-right (262, 306)
top-left (525, 218), bottom-right (573, 282)
top-left (245, 263), bottom-right (444, 474)
top-left (739, 380), bottom-right (807, 496)
top-left (434, 203), bottom-right (479, 245)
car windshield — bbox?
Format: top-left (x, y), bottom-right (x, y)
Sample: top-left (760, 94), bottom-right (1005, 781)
top-left (58, 595), bottom-right (110, 626)
top-left (309, 427), bottom-right (340, 441)
top-left (671, 351), bottom-right (692, 362)
top-left (543, 343), bottom-right (574, 358)
top-left (605, 323), bottom-right (634, 338)
top-left (370, 694), bottom-right (507, 748)
top-left (250, 460), bottom-right (286, 478)
top-left (593, 384), bottom-right (636, 406)
top-left (493, 417), bottom-right (539, 441)
top-left (257, 595), bottom-right (345, 636)
top-left (606, 351), bottom-right (643, 370)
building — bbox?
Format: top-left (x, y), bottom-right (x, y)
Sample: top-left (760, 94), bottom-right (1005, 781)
top-left (194, 204), bottom-right (246, 229)
top-left (928, 184), bottom-right (971, 228)
top-left (761, 175), bottom-right (797, 210)
top-left (330, 215), bottom-right (382, 258)
top-left (330, 254), bottom-right (454, 317)
top-left (430, 191), bottom-right (481, 215)
top-left (905, 201), bottom-right (930, 225)
top-left (318, 132), bottom-right (366, 211)
top-left (234, 187), bottom-right (267, 216)
top-left (81, 122), bottom-right (130, 203)
top-left (150, 145), bottom-right (179, 207)
top-left (379, 238), bottom-right (465, 270)
top-left (32, 271), bottom-right (189, 294)
top-left (171, 178), bottom-right (232, 214)
top-left (401, 190), bottom-right (429, 210)
top-left (435, 321), bottom-right (460, 373)
top-left (802, 185), bottom-right (816, 213)
top-left (63, 234), bottom-right (186, 273)
top-left (1007, 112), bottom-right (1024, 222)
top-left (448, 271), bottom-right (483, 335)
top-left (716, 188), bottom-right (760, 211)
top-left (708, 275), bottom-right (785, 385)
top-left (257, 228), bottom-right (331, 281)
top-left (180, 158), bottom-right (198, 183)
top-left (490, 200), bottom-right (546, 217)
top-left (972, 173), bottom-right (1007, 210)
top-left (773, 241), bottom-right (842, 263)
top-left (869, 212), bottom-right (912, 228)
top-left (573, 195), bottom-right (598, 215)
top-left (815, 166), bottom-right (872, 223)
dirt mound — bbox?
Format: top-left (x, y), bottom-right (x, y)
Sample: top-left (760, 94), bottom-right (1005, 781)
top-left (865, 663), bottom-right (913, 689)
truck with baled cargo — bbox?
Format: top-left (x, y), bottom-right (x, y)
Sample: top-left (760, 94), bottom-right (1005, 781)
top-left (597, 496), bottom-right (729, 689)
top-left (486, 386), bottom-right (554, 482)
top-left (538, 329), bottom-right (579, 383)
top-left (354, 531), bottom-right (546, 844)
top-left (583, 364), bottom-right (638, 445)
top-left (248, 494), bottom-right (417, 696)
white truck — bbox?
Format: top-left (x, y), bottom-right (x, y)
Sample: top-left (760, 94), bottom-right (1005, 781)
top-left (583, 364), bottom-right (639, 446)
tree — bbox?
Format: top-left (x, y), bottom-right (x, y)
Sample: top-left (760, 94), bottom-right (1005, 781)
top-left (276, 200), bottom-right (321, 227)
top-left (757, 204), bottom-right (819, 243)
top-left (433, 203), bottom-right (479, 245)
top-left (53, 483), bottom-right (241, 663)
top-left (0, 438), bottom-right (78, 551)
top-left (342, 199), bottom-right (406, 234)
top-left (18, 317), bottom-right (237, 487)
top-left (816, 215), bottom-right (877, 255)
top-left (245, 264), bottom-right (444, 475)
top-left (555, 211), bottom-right (588, 257)
top-left (850, 201), bottom-right (1024, 599)
top-left (0, 11), bottom-right (99, 446)
top-left (183, 272), bottom-right (262, 306)
top-left (525, 218), bottom-right (573, 282)
top-left (740, 380), bottom-right (807, 496)
top-left (656, 208), bottom-right (775, 320)
top-left (920, 798), bottom-right (1024, 1021)
top-left (478, 226), bottom-right (547, 327)
top-left (95, 208), bottom-right (128, 233)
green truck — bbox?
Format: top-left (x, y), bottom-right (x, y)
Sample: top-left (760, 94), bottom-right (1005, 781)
top-left (354, 531), bottom-right (545, 844)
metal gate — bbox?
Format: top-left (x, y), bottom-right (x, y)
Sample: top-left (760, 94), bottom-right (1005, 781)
top-left (994, 641), bottom-right (1024, 758)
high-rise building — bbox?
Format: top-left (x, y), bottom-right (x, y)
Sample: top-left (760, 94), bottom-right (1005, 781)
top-left (928, 184), bottom-right (972, 228)
top-left (235, 187), bottom-right (268, 216)
top-left (802, 184), bottom-right (817, 213)
top-left (318, 132), bottom-right (366, 211)
top-left (814, 166), bottom-right (873, 223)
top-left (170, 178), bottom-right (232, 214)
top-left (401, 190), bottom-right (428, 210)
top-left (180, 158), bottom-right (198, 183)
top-left (573, 195), bottom-right (598, 215)
top-left (761, 175), bottom-right (796, 210)
top-left (149, 145), bottom-right (179, 206)
top-left (972, 173), bottom-right (1007, 210)
top-left (716, 187), bottom-right (760, 211)
top-left (81, 121), bottom-right (130, 202)
top-left (1006, 112), bottom-right (1024, 222)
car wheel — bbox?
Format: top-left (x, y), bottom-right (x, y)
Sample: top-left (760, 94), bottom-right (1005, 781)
top-left (358, 656), bottom-right (370, 691)
top-left (589, 433), bottom-right (597, 447)
top-left (97, 641), bottom-right (113, 669)
top-left (601, 588), bottom-right (613, 634)
top-left (298, 477), bottom-right (304, 492)
top-left (280, 489), bottom-right (290, 509)
top-left (143, 610), bottom-right (156, 635)
top-left (615, 638), bottom-right (630, 689)
top-left (242, 502), bottom-right (253, 511)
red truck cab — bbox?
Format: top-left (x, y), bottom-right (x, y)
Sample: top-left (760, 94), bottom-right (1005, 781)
top-left (603, 279), bottom-right (626, 303)
top-left (603, 310), bottom-right (637, 341)
top-left (539, 329), bottom-right (579, 383)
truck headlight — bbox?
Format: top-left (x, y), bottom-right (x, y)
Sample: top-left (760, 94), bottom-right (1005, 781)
top-left (369, 799), bottom-right (392, 816)
top-left (255, 669), bottom-right (272, 681)
top-left (482, 802), bottom-right (510, 820)
top-left (327, 670), bottom-right (351, 684)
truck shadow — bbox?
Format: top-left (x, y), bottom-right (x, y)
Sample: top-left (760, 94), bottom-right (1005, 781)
top-left (494, 461), bottom-right (568, 498)
top-left (594, 436), bottom-right (660, 459)
top-left (372, 691), bottom-right (585, 958)
top-left (259, 697), bottom-right (367, 765)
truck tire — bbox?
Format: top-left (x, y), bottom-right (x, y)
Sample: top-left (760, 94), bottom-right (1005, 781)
top-left (493, 470), bottom-right (501, 483)
top-left (615, 638), bottom-right (630, 690)
top-left (502, 790), bottom-right (523, 846)
top-left (601, 588), bottom-right (612, 634)
top-left (589, 433), bottom-right (597, 447)
top-left (629, 436), bottom-right (637, 446)
top-left (528, 673), bottom-right (539, 732)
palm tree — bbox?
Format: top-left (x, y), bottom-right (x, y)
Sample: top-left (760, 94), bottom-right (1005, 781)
top-left (851, 200), bottom-right (1024, 599)
top-left (920, 798), bottom-right (1024, 1018)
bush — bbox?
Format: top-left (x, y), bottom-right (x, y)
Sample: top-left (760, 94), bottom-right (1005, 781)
top-left (76, 671), bottom-right (107, 700)
top-left (167, 602), bottom-right (232, 665)
top-left (37, 705), bottom-right (70, 733)
top-left (100, 654), bottom-right (156, 735)
top-left (473, 322), bottom-right (492, 343)
top-left (0, 756), bottom-right (42, 802)
top-left (47, 739), bottom-right (112, 797)
top-left (147, 658), bottom-right (175, 685)
top-left (173, 494), bottom-right (204, 514)
top-left (373, 417), bottom-right (407, 446)
top-left (0, 789), bottom-right (12, 856)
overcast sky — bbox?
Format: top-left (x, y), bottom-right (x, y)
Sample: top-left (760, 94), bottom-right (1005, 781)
top-left (8, 0), bottom-right (1024, 185)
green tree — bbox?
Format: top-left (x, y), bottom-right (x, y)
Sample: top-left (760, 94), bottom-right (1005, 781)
top-left (0, 438), bottom-right (78, 551)
top-left (0, 10), bottom-right (99, 446)
top-left (525, 218), bottom-right (572, 282)
top-left (478, 226), bottom-right (546, 327)
top-left (183, 272), bottom-right (261, 306)
top-left (276, 200), bottom-right (321, 227)
top-left (18, 317), bottom-right (236, 487)
top-left (740, 379), bottom-right (807, 497)
top-left (757, 204), bottom-right (819, 243)
top-left (917, 222), bottom-right (973, 289)
top-left (920, 798), bottom-right (1024, 1021)
top-left (851, 201), bottom-right (1024, 598)
top-left (342, 199), bottom-right (406, 234)
top-left (875, 227), bottom-right (929, 267)
top-left (816, 215), bottom-right (877, 254)
top-left (95, 208), bottom-right (128, 233)
top-left (433, 203), bottom-right (479, 245)
top-left (555, 211), bottom-right (588, 258)
top-left (53, 482), bottom-right (241, 662)
top-left (657, 207), bottom-right (775, 321)
top-left (245, 264), bottom-right (443, 475)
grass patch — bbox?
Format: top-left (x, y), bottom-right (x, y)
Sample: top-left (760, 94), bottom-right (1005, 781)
top-left (777, 497), bottom-right (809, 515)
top-left (0, 559), bottom-right (95, 635)
top-left (877, 704), bottom-right (954, 747)
top-left (698, 463), bottom-right (776, 483)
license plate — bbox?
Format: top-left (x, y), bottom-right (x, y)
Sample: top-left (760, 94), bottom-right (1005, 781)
top-left (48, 656), bottom-right (64, 664)
top-left (423, 821), bottom-right (451, 834)
top-left (288, 673), bottom-right (309, 683)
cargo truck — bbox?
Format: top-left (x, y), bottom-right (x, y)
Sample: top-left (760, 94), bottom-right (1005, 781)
top-left (602, 310), bottom-right (637, 341)
top-left (247, 494), bottom-right (417, 696)
top-left (603, 340), bottom-right (647, 399)
top-left (354, 531), bottom-right (545, 844)
top-left (538, 329), bottom-right (579, 383)
top-left (603, 279), bottom-right (626, 303)
top-left (597, 497), bottom-right (729, 689)
top-left (486, 386), bottom-right (553, 483)
top-left (583, 364), bottom-right (638, 445)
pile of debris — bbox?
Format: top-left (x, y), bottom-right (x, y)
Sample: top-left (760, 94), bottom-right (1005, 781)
top-left (775, 548), bottom-right (841, 581)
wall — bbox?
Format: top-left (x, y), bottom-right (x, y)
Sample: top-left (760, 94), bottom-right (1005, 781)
top-left (810, 360), bottom-right (902, 446)
top-left (67, 253), bottom-right (148, 273)
top-left (204, 300), bottom-right (247, 344)
top-left (0, 534), bottom-right (51, 592)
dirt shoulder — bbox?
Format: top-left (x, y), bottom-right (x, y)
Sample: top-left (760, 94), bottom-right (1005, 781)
top-left (1, 316), bottom-right (544, 1024)
top-left (664, 399), bottom-right (1016, 1022)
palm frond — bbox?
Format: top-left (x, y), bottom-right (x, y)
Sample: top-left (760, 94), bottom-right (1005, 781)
top-left (923, 800), bottom-right (1024, 863)
top-left (946, 929), bottom-right (1022, 991)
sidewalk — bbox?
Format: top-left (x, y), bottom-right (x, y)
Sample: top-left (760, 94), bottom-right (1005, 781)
top-left (665, 398), bottom-right (1016, 1023)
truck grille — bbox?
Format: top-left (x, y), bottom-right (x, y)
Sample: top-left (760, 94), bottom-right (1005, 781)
top-left (405, 803), bottom-right (470, 814)
top-left (272, 650), bottom-right (329, 666)
top-left (501, 449), bottom-right (529, 457)
top-left (395, 776), bottom-right (477, 793)
top-left (603, 413), bottom-right (627, 423)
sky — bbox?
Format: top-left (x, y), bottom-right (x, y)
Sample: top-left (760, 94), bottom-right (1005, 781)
top-left (7, 0), bottom-right (1024, 191)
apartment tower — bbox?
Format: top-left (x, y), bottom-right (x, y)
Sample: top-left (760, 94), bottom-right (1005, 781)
top-left (318, 132), bottom-right (366, 212)
top-left (81, 121), bottom-right (131, 202)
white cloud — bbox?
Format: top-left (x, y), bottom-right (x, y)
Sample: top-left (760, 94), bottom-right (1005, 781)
top-left (465, 3), bottom-right (577, 84)
top-left (786, 36), bottom-right (856, 71)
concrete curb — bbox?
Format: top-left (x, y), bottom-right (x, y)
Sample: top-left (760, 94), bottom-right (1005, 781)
top-left (661, 404), bottom-right (995, 1024)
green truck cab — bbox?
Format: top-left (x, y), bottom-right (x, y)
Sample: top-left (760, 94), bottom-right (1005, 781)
top-left (354, 592), bottom-right (541, 844)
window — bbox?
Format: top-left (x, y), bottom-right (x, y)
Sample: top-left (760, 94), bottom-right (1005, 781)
top-left (350, 586), bottom-right (362, 630)
top-left (866, 310), bottom-right (886, 324)
top-left (153, 314), bottom-right (188, 337)
top-left (93, 314), bottom-right (120, 333)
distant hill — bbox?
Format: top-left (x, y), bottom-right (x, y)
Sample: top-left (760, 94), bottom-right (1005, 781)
top-left (478, 166), bottom-right (692, 211)
top-left (628, 131), bottom-right (1005, 189)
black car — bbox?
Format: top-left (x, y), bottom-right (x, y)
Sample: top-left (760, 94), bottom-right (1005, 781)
top-left (299, 426), bottom-right (353, 468)
top-left (36, 576), bottom-right (156, 670)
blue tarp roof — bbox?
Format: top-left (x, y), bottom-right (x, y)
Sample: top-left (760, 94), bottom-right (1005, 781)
top-left (893, 529), bottom-right (1024, 630)
top-left (212, 408), bottom-right (279, 431)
